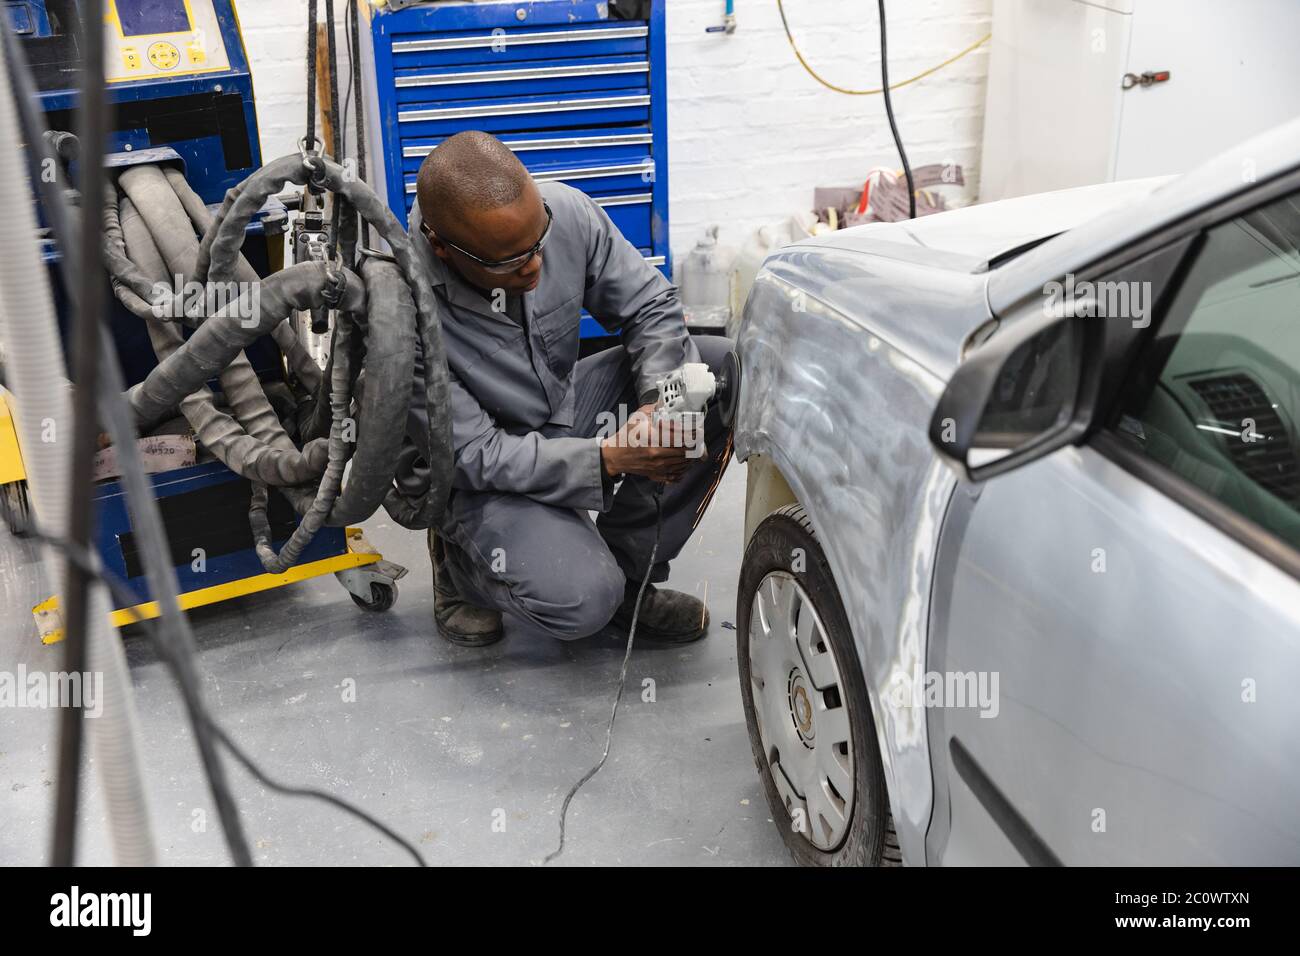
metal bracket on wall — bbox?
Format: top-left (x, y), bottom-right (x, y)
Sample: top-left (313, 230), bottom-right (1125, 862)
top-left (1122, 70), bottom-right (1171, 90)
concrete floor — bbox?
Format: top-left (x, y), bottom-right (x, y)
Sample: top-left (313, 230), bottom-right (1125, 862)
top-left (0, 464), bottom-right (795, 866)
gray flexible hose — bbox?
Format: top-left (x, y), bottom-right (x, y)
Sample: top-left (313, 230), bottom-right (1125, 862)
top-left (112, 187), bottom-right (331, 487)
top-left (324, 255), bottom-right (417, 526)
top-left (0, 35), bottom-right (156, 866)
top-left (203, 153), bottom-right (453, 529)
top-left (109, 151), bottom-right (452, 578)
top-left (250, 310), bottom-right (353, 571)
top-left (160, 165), bottom-right (323, 394)
top-left (117, 165), bottom-right (318, 468)
top-left (128, 260), bottom-right (366, 425)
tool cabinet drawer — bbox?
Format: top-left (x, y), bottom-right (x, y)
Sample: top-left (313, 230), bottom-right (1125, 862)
top-left (397, 91), bottom-right (651, 138)
top-left (404, 159), bottom-right (652, 203)
top-left (593, 193), bottom-right (654, 248)
top-left (390, 22), bottom-right (649, 70)
top-left (401, 127), bottom-right (654, 176)
top-left (394, 55), bottom-right (648, 104)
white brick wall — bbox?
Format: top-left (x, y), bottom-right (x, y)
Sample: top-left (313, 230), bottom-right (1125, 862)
top-left (234, 0), bottom-right (991, 260)
top-left (235, 0), bottom-right (352, 161)
top-left (666, 0), bottom-right (992, 258)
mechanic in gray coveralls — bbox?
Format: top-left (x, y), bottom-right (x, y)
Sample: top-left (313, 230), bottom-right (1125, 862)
top-left (407, 131), bottom-right (733, 647)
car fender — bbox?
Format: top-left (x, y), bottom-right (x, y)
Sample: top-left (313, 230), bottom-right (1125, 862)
top-left (734, 262), bottom-right (970, 865)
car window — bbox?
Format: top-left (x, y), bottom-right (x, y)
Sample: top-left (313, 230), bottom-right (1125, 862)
top-left (1113, 190), bottom-right (1300, 549)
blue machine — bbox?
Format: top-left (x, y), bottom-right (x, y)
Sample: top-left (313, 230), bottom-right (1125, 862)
top-left (10, 0), bottom-right (369, 620)
top-left (15, 0), bottom-right (263, 204)
top-left (360, 0), bottom-right (671, 339)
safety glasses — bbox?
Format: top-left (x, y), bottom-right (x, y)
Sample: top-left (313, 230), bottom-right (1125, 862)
top-left (422, 201), bottom-right (552, 275)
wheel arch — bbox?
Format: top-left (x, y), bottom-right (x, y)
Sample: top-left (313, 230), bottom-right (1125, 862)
top-left (740, 447), bottom-right (923, 861)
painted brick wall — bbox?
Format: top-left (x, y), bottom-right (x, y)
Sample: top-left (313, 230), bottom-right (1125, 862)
top-left (234, 0), bottom-right (992, 260)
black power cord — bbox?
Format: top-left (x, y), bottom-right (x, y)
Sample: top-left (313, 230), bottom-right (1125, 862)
top-left (52, 0), bottom-right (108, 868)
top-left (11, 521), bottom-right (428, 867)
top-left (324, 0), bottom-right (345, 263)
top-left (877, 0), bottom-right (916, 220)
top-left (545, 487), bottom-right (664, 865)
top-left (1, 18), bottom-right (254, 866)
top-left (306, 0), bottom-right (319, 153)
top-left (344, 0), bottom-right (370, 250)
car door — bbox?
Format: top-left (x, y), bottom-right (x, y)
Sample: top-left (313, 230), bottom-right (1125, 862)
top-left (924, 184), bottom-right (1300, 865)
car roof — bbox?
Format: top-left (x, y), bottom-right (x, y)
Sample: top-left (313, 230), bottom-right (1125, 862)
top-left (988, 116), bottom-right (1300, 315)
top-left (788, 178), bottom-right (1170, 274)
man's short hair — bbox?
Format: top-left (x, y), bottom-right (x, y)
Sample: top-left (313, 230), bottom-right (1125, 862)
top-left (416, 130), bottom-right (531, 234)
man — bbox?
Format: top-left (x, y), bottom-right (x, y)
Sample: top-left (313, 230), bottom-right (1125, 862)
top-left (406, 130), bottom-right (733, 648)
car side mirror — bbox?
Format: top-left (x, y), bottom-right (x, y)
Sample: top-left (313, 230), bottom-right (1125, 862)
top-left (929, 313), bottom-right (1096, 481)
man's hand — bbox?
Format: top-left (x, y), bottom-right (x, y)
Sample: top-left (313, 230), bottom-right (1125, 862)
top-left (600, 403), bottom-right (694, 483)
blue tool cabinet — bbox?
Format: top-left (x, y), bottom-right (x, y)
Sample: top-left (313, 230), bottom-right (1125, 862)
top-left (362, 0), bottom-right (670, 338)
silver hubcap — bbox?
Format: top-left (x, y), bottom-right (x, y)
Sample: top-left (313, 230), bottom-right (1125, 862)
top-left (749, 571), bottom-right (854, 851)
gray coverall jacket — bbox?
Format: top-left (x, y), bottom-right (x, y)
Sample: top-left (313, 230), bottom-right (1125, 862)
top-left (410, 181), bottom-right (700, 511)
top-left (408, 181), bottom-right (731, 639)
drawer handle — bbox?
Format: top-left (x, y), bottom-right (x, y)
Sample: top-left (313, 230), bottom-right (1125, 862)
top-left (594, 193), bottom-right (652, 207)
top-left (644, 255), bottom-right (666, 267)
top-left (404, 133), bottom-right (654, 159)
top-left (405, 163), bottom-right (652, 194)
top-left (397, 61), bottom-right (649, 88)
top-left (532, 163), bottom-right (652, 182)
top-left (393, 25), bottom-right (648, 53)
top-left (399, 94), bottom-right (651, 123)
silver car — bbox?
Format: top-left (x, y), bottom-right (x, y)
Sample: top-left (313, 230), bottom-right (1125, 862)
top-left (733, 119), bottom-right (1300, 866)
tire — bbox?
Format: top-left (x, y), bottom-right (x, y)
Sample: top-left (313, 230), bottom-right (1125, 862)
top-left (737, 504), bottom-right (900, 867)
top-left (351, 581), bottom-right (397, 612)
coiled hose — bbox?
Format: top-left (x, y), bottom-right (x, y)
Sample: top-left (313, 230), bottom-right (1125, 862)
top-left (104, 151), bottom-right (453, 572)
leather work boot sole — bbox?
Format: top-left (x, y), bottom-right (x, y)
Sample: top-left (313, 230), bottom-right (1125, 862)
top-left (429, 529), bottom-right (504, 647)
top-left (609, 580), bottom-right (709, 645)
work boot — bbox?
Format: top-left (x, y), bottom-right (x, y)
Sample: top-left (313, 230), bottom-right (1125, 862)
top-left (609, 579), bottom-right (709, 644)
top-left (429, 529), bottom-right (504, 647)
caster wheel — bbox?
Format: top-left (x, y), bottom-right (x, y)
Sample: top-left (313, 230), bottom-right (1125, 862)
top-left (1, 481), bottom-right (31, 537)
top-left (351, 581), bottom-right (397, 612)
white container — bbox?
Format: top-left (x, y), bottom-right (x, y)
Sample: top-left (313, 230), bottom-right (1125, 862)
top-left (727, 215), bottom-right (814, 339)
top-left (678, 225), bottom-right (734, 331)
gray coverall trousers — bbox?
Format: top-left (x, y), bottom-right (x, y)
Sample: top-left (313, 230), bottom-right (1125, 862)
top-left (441, 334), bottom-right (733, 640)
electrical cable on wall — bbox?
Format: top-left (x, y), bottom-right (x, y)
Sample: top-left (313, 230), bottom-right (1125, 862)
top-left (776, 0), bottom-right (989, 96)
top-left (877, 0), bottom-right (915, 220)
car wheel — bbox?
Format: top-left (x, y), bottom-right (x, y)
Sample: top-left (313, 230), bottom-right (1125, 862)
top-left (737, 504), bottom-right (900, 866)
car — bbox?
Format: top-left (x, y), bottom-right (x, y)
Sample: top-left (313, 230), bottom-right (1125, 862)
top-left (731, 118), bottom-right (1300, 866)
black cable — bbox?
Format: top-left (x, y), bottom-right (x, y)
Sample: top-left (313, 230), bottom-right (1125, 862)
top-left (1, 26), bottom-right (255, 868)
top-left (9, 521), bottom-right (428, 868)
top-left (877, 0), bottom-right (915, 220)
top-left (306, 0), bottom-right (318, 152)
top-left (52, 0), bottom-right (108, 868)
top-left (325, 0), bottom-right (341, 162)
top-left (545, 486), bottom-right (664, 865)
top-left (324, 0), bottom-right (344, 263)
top-left (347, 0), bottom-right (370, 250)
top-left (340, 0), bottom-right (352, 155)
